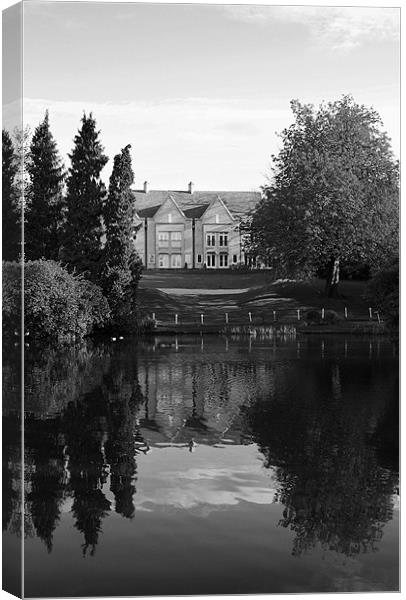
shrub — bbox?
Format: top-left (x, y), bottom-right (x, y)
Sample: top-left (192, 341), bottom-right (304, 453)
top-left (2, 260), bottom-right (110, 340)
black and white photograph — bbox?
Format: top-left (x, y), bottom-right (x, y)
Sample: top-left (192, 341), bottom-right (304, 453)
top-left (2, 1), bottom-right (400, 597)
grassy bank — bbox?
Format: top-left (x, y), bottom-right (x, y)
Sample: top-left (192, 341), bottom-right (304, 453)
top-left (137, 273), bottom-right (383, 334)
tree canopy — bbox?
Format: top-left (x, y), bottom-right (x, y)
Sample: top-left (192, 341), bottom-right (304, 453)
top-left (2, 129), bottom-right (20, 261)
top-left (250, 96), bottom-right (399, 295)
top-left (62, 113), bottom-right (108, 281)
top-left (101, 144), bottom-right (142, 330)
top-left (25, 111), bottom-right (66, 261)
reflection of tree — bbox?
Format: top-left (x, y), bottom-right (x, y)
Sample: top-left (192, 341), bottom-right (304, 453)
top-left (26, 420), bottom-right (66, 552)
top-left (243, 360), bottom-right (398, 558)
top-left (3, 341), bottom-right (146, 555)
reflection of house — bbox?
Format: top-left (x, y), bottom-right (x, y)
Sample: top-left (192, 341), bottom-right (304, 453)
top-left (132, 182), bottom-right (260, 269)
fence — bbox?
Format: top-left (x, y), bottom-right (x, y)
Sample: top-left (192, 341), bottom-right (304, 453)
top-left (147, 306), bottom-right (382, 331)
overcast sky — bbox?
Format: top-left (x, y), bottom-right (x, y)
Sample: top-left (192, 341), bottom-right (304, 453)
top-left (3, 2), bottom-right (400, 190)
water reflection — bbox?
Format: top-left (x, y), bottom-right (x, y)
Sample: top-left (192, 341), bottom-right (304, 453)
top-left (2, 336), bottom-right (399, 591)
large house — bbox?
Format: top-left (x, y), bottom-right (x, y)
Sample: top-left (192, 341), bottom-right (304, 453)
top-left (132, 182), bottom-right (261, 269)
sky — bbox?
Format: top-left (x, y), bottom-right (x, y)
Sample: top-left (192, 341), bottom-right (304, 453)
top-left (2, 1), bottom-right (401, 191)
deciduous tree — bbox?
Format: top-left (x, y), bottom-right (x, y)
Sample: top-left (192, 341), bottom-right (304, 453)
top-left (251, 96), bottom-right (399, 296)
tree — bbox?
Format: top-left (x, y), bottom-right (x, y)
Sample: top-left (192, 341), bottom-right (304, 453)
top-left (61, 113), bottom-right (108, 281)
top-left (25, 111), bottom-right (66, 260)
top-left (101, 144), bottom-right (142, 330)
top-left (251, 96), bottom-right (399, 296)
top-left (2, 129), bottom-right (20, 261)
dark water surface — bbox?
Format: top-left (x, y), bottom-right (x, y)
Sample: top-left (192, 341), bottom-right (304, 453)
top-left (3, 335), bottom-right (399, 596)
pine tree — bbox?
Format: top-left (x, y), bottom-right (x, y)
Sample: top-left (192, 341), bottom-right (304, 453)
top-left (2, 129), bottom-right (20, 261)
top-left (62, 113), bottom-right (108, 281)
top-left (101, 144), bottom-right (142, 330)
top-left (25, 111), bottom-right (66, 260)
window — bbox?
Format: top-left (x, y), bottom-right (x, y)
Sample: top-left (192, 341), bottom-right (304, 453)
top-left (206, 233), bottom-right (216, 247)
top-left (215, 214), bottom-right (219, 224)
top-left (158, 232), bottom-right (169, 247)
top-left (158, 254), bottom-right (169, 268)
top-left (219, 232), bottom-right (228, 247)
top-left (219, 253), bottom-right (228, 268)
top-left (171, 254), bottom-right (182, 268)
top-left (185, 254), bottom-right (191, 265)
top-left (168, 213), bottom-right (172, 223)
top-left (171, 231), bottom-right (182, 247)
top-left (197, 254), bottom-right (202, 263)
top-left (207, 253), bottom-right (216, 268)
top-left (233, 254), bottom-right (238, 264)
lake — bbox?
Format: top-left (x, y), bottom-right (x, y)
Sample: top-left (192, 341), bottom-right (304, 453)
top-left (2, 334), bottom-right (399, 596)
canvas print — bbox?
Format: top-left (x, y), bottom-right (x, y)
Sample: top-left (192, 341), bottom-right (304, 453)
top-left (2, 1), bottom-right (400, 597)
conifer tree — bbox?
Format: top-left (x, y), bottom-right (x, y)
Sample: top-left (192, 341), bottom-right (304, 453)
top-left (2, 129), bottom-right (20, 261)
top-left (26, 111), bottom-right (66, 260)
top-left (62, 113), bottom-right (108, 281)
top-left (101, 144), bottom-right (142, 330)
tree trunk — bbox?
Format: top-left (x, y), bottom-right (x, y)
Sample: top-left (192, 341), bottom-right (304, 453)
top-left (325, 257), bottom-right (340, 298)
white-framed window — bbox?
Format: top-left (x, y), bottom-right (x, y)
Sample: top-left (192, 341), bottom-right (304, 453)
top-left (215, 214), bottom-right (219, 224)
top-left (158, 232), bottom-right (169, 247)
top-left (171, 231), bottom-right (182, 247)
top-left (207, 253), bottom-right (216, 268)
top-left (219, 253), bottom-right (228, 268)
top-left (168, 213), bottom-right (172, 223)
top-left (197, 254), bottom-right (202, 263)
top-left (232, 254), bottom-right (238, 264)
top-left (171, 254), bottom-right (182, 268)
top-left (206, 233), bottom-right (216, 247)
top-left (158, 254), bottom-right (169, 268)
top-left (219, 232), bottom-right (228, 247)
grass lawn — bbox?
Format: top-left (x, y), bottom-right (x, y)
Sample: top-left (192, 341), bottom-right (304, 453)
top-left (138, 271), bottom-right (372, 325)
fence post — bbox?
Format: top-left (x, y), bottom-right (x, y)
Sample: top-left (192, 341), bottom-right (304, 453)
top-left (297, 309), bottom-right (301, 321)
top-left (225, 312), bottom-right (229, 324)
top-left (200, 314), bottom-right (204, 325)
top-left (152, 312), bottom-right (156, 321)
top-left (248, 312), bottom-right (252, 323)
top-left (175, 314), bottom-right (178, 325)
top-left (321, 308), bottom-right (325, 320)
top-left (377, 312), bottom-right (381, 324)
top-left (344, 307), bottom-right (348, 319)
top-left (369, 307), bottom-right (372, 320)
top-left (273, 310), bottom-right (276, 322)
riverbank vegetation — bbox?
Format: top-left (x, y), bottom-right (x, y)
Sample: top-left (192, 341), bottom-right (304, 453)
top-left (2, 113), bottom-right (142, 341)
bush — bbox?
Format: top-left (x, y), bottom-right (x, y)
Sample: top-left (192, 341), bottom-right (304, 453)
top-left (366, 260), bottom-right (399, 331)
top-left (2, 260), bottom-right (110, 340)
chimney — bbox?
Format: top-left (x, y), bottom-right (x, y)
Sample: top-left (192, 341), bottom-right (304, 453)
top-left (188, 181), bottom-right (194, 194)
top-left (143, 180), bottom-right (149, 193)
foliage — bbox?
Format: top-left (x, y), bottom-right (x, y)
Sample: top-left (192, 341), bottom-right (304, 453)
top-left (366, 258), bottom-right (399, 331)
top-left (12, 125), bottom-right (31, 209)
top-left (250, 96), bottom-right (399, 296)
top-left (25, 111), bottom-right (66, 260)
top-left (2, 260), bottom-right (110, 340)
top-left (61, 113), bottom-right (108, 282)
top-left (101, 144), bottom-right (142, 331)
top-left (2, 129), bottom-right (20, 260)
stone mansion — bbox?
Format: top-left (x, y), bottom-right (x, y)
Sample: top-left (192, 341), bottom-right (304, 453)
top-left (132, 182), bottom-right (261, 270)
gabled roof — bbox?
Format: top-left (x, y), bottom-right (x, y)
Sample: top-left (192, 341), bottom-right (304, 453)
top-left (132, 189), bottom-right (261, 220)
top-left (136, 204), bottom-right (161, 218)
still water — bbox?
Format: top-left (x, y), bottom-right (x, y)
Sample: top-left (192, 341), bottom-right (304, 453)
top-left (3, 335), bottom-right (399, 596)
